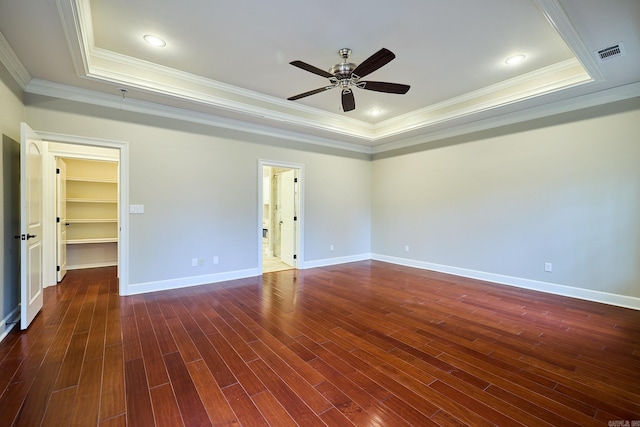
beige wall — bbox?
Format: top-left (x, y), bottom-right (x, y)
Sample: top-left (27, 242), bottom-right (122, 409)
top-left (372, 99), bottom-right (640, 299)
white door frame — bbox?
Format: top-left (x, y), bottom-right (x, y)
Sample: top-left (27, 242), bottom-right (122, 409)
top-left (258, 160), bottom-right (304, 273)
top-left (55, 157), bottom-right (67, 282)
top-left (37, 130), bottom-right (130, 296)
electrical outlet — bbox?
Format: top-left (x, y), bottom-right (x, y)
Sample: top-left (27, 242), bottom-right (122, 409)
top-left (404, 245), bottom-right (410, 252)
top-left (545, 262), bottom-right (553, 272)
top-left (198, 258), bottom-right (204, 267)
top-left (329, 244), bottom-right (334, 251)
top-left (213, 256), bottom-right (219, 265)
top-left (191, 258), bottom-right (198, 267)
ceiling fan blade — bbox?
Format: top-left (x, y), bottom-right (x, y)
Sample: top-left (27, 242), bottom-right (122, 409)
top-left (359, 81), bottom-right (410, 94)
top-left (288, 86), bottom-right (335, 101)
top-left (342, 90), bottom-right (355, 112)
top-left (352, 48), bottom-right (396, 78)
top-left (290, 60), bottom-right (334, 79)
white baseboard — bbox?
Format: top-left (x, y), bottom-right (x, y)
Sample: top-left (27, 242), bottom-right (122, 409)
top-left (0, 306), bottom-right (20, 343)
top-left (124, 254), bottom-right (640, 311)
top-left (302, 253), bottom-right (372, 269)
top-left (372, 254), bottom-right (640, 311)
top-left (67, 261), bottom-right (117, 270)
top-left (126, 254), bottom-right (374, 296)
top-left (126, 268), bottom-right (261, 295)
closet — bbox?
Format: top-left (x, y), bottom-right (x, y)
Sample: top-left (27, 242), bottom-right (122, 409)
top-left (63, 158), bottom-right (118, 270)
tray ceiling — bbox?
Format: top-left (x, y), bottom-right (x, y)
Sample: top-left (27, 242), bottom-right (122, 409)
top-left (0, 0), bottom-right (638, 152)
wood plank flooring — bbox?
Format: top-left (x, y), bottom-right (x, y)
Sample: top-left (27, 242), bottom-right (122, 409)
top-left (1, 261), bottom-right (639, 426)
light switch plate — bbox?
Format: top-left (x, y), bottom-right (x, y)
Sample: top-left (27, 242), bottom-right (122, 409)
top-left (129, 204), bottom-right (144, 214)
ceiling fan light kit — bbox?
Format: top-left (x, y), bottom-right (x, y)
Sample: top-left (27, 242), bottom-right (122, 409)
top-left (288, 48), bottom-right (410, 112)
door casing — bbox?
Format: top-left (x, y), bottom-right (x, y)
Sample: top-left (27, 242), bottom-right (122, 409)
top-left (258, 160), bottom-right (303, 273)
top-left (56, 157), bottom-right (67, 282)
top-left (28, 127), bottom-right (130, 296)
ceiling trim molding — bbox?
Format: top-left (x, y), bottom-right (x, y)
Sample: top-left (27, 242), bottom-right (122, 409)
top-left (0, 29), bottom-right (31, 88)
top-left (534, 0), bottom-right (605, 82)
top-left (56, 0), bottom-right (93, 77)
top-left (25, 78), bottom-right (373, 154)
top-left (92, 47), bottom-right (369, 127)
top-left (371, 81), bottom-right (640, 154)
top-left (25, 78), bottom-right (639, 158)
top-left (86, 48), bottom-right (376, 141)
top-left (372, 58), bottom-right (591, 139)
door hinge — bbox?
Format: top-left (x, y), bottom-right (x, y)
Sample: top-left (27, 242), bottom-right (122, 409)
top-left (293, 254), bottom-right (297, 260)
top-left (56, 168), bottom-right (60, 174)
top-left (294, 177), bottom-right (298, 183)
top-left (56, 217), bottom-right (60, 223)
top-left (293, 216), bottom-right (297, 221)
top-left (57, 265), bottom-right (61, 272)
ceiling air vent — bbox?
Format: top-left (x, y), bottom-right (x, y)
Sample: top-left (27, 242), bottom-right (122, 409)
top-left (595, 42), bottom-right (626, 62)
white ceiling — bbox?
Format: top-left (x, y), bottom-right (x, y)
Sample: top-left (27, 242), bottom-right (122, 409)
top-left (0, 0), bottom-right (638, 152)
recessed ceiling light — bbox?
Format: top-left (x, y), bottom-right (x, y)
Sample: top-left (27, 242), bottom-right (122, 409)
top-left (143, 35), bottom-right (166, 47)
top-left (370, 109), bottom-right (383, 116)
top-left (505, 54), bottom-right (526, 65)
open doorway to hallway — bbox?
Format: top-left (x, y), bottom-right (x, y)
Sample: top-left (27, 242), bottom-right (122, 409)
top-left (260, 162), bottom-right (302, 273)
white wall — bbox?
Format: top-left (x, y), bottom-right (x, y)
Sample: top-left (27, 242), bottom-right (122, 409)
top-left (24, 96), bottom-right (372, 292)
top-left (0, 61), bottom-right (23, 335)
top-left (372, 101), bottom-right (640, 302)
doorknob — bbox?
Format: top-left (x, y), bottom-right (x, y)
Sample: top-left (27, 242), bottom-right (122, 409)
top-left (13, 234), bottom-right (36, 240)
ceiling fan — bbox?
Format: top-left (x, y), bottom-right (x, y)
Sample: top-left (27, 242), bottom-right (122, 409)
top-left (287, 48), bottom-right (410, 112)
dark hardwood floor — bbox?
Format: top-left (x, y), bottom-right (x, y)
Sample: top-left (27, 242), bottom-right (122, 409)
top-left (1, 261), bottom-right (639, 426)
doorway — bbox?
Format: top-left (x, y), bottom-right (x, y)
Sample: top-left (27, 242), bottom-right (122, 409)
top-left (259, 161), bottom-right (303, 273)
top-left (36, 130), bottom-right (129, 295)
top-left (54, 155), bottom-right (119, 281)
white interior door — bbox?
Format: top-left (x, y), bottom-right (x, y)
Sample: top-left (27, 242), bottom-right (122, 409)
top-left (279, 170), bottom-right (296, 267)
top-left (56, 158), bottom-right (67, 282)
top-left (20, 123), bottom-right (45, 330)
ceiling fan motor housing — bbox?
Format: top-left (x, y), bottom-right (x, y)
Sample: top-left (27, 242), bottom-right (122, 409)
top-left (331, 48), bottom-right (357, 81)
top-left (330, 62), bottom-right (357, 80)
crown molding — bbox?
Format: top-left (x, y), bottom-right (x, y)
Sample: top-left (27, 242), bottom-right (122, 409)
top-left (87, 48), bottom-right (375, 141)
top-left (92, 47), bottom-right (365, 126)
top-left (372, 58), bottom-right (591, 140)
top-left (534, 0), bottom-right (605, 82)
top-left (56, 0), bottom-right (92, 77)
top-left (372, 81), bottom-right (640, 154)
top-left (25, 79), bottom-right (373, 154)
top-left (0, 29), bottom-right (31, 88)
top-left (26, 78), bottom-right (639, 158)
